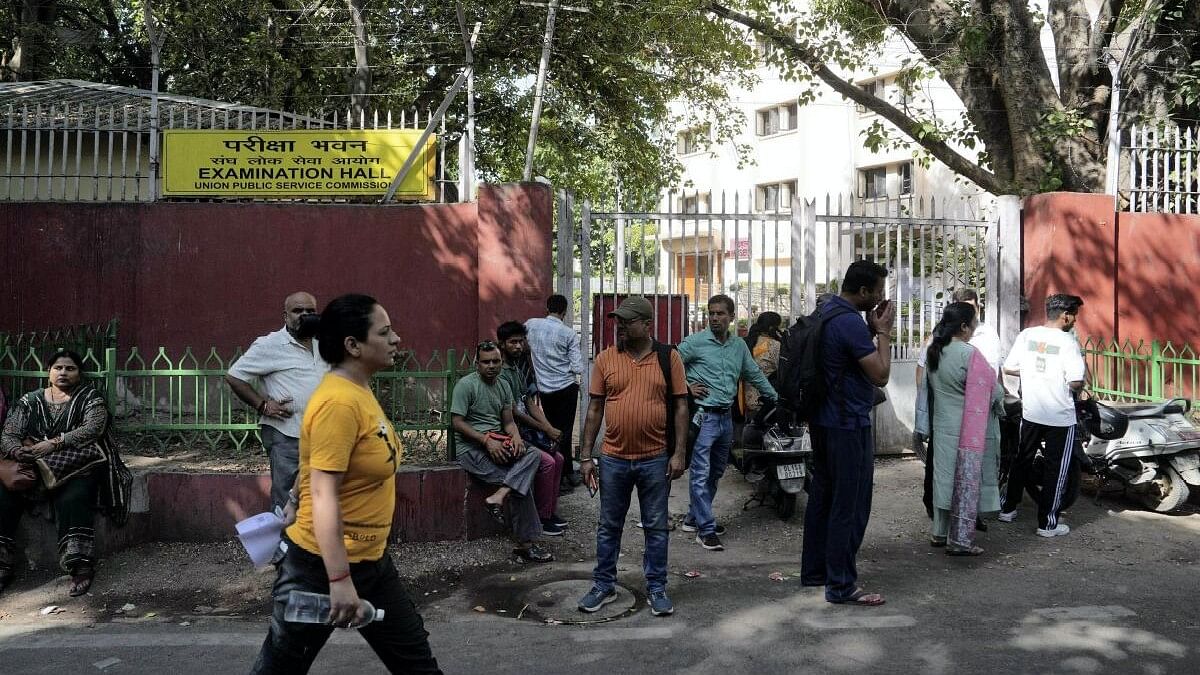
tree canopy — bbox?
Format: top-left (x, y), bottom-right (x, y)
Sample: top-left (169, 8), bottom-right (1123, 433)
top-left (710, 0), bottom-right (1200, 195)
top-left (0, 0), bottom-right (758, 203)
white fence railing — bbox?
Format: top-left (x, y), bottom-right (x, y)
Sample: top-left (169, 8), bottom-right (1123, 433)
top-left (0, 103), bottom-right (454, 203)
top-left (1126, 124), bottom-right (1200, 214)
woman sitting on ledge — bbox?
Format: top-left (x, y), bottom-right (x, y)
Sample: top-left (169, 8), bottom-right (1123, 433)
top-left (0, 349), bottom-right (132, 597)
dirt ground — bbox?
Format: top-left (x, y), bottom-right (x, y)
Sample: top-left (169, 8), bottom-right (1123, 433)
top-left (2, 456), bottom-right (1197, 632)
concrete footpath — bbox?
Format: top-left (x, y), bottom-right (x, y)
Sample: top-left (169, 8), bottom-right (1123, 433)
top-left (0, 458), bottom-right (1198, 674)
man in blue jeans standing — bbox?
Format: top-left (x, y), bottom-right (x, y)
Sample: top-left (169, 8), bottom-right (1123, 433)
top-left (678, 294), bottom-right (777, 551)
top-left (800, 260), bottom-right (895, 606)
top-left (577, 297), bottom-right (689, 616)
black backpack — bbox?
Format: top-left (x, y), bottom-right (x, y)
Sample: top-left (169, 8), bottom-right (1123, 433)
top-left (777, 303), bottom-right (855, 422)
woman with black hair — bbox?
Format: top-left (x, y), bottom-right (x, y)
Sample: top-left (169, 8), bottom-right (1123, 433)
top-left (252, 293), bottom-right (441, 674)
top-left (0, 349), bottom-right (132, 597)
top-left (740, 311), bottom-right (784, 416)
top-left (918, 302), bottom-right (1004, 556)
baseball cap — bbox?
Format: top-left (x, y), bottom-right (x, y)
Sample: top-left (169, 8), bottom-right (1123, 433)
top-left (607, 296), bottom-right (653, 321)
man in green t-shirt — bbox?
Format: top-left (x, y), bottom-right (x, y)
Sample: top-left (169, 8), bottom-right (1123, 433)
top-left (451, 342), bottom-right (552, 563)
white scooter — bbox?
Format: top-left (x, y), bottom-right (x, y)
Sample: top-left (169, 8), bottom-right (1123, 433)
top-left (1079, 397), bottom-right (1200, 512)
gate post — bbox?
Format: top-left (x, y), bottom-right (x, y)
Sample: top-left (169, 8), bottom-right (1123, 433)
top-left (556, 189), bottom-right (574, 308)
top-left (996, 195), bottom-right (1022, 356)
top-left (790, 197), bottom-right (817, 315)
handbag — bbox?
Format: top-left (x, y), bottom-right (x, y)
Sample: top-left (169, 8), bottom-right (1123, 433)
top-left (0, 457), bottom-right (37, 491)
top-left (33, 444), bottom-right (107, 490)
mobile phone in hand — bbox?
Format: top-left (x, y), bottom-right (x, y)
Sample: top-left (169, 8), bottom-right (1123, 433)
top-left (586, 481), bottom-right (598, 498)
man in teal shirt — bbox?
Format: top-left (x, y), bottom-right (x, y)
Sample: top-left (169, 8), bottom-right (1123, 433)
top-left (678, 294), bottom-right (777, 550)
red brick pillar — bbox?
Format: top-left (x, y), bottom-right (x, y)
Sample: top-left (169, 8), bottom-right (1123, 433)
top-left (474, 183), bottom-right (554, 342)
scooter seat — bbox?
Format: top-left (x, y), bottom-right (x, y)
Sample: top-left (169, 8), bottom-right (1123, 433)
top-left (1117, 399), bottom-right (1189, 419)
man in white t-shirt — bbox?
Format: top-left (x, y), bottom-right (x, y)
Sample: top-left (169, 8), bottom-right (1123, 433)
top-left (999, 294), bottom-right (1086, 538)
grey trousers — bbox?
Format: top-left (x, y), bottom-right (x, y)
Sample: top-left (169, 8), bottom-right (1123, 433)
top-left (458, 446), bottom-right (541, 543)
top-left (261, 425), bottom-right (300, 511)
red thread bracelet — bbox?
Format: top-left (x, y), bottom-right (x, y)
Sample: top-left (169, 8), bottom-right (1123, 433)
top-left (328, 570), bottom-right (351, 583)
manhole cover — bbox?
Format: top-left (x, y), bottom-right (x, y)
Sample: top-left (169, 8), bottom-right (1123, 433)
top-left (521, 580), bottom-right (640, 624)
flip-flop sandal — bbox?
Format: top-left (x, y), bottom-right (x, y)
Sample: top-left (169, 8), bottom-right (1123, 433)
top-left (485, 502), bottom-right (506, 526)
top-left (829, 588), bottom-right (886, 606)
top-left (68, 572), bottom-right (94, 597)
top-left (945, 545), bottom-right (985, 557)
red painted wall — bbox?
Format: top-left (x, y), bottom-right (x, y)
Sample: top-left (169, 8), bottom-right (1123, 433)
top-left (1021, 192), bottom-right (1200, 347)
top-left (1021, 192), bottom-right (1117, 338)
top-left (1115, 211), bottom-right (1200, 347)
top-left (0, 183), bottom-right (552, 357)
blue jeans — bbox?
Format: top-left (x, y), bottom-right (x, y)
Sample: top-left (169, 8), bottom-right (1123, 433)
top-left (687, 410), bottom-right (733, 537)
top-left (593, 454), bottom-right (671, 594)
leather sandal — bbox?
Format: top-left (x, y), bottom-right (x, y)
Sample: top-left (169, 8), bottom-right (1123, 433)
top-left (68, 566), bottom-right (94, 597)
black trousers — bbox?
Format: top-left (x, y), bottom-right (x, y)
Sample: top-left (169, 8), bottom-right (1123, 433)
top-left (1002, 421), bottom-right (1077, 530)
top-left (539, 383), bottom-right (579, 466)
top-left (801, 425), bottom-right (874, 602)
top-left (0, 470), bottom-right (100, 575)
top-left (251, 538), bottom-right (442, 674)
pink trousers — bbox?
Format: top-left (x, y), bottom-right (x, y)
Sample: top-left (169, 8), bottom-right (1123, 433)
top-left (535, 449), bottom-right (564, 520)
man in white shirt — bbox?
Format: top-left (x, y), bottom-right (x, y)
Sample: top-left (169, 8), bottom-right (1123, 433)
top-left (226, 292), bottom-right (328, 513)
top-left (525, 294), bottom-right (584, 491)
top-left (999, 294), bottom-right (1086, 538)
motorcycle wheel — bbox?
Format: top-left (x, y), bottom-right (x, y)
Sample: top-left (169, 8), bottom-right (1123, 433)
top-left (771, 481), bottom-right (798, 521)
top-left (1137, 465), bottom-right (1191, 513)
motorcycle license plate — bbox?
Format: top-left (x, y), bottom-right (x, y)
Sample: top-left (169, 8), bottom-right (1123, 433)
top-left (777, 463), bottom-right (806, 480)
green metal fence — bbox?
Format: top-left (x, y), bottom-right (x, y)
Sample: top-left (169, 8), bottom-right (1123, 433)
top-left (1081, 337), bottom-right (1200, 411)
top-left (0, 344), bottom-right (469, 463)
top-left (0, 319), bottom-right (119, 357)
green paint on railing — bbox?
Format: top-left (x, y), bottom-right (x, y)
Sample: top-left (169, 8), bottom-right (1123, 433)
top-left (1081, 337), bottom-right (1200, 412)
top-left (0, 343), bottom-right (471, 461)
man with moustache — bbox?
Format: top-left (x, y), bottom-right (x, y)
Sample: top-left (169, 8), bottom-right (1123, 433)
top-left (577, 297), bottom-right (689, 617)
top-left (451, 341), bottom-right (552, 563)
top-left (677, 294), bottom-right (777, 551)
top-left (227, 292), bottom-right (327, 515)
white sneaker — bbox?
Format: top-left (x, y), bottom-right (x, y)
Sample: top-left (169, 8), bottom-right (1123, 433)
top-left (997, 510), bottom-right (1018, 523)
top-left (1036, 523), bottom-right (1070, 538)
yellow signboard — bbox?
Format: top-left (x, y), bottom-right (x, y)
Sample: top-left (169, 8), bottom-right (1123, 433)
top-left (161, 129), bottom-right (436, 199)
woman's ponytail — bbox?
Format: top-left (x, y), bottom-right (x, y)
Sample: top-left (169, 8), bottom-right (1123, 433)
top-left (925, 302), bottom-right (976, 372)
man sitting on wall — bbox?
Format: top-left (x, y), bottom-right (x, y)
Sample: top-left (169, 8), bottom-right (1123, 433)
top-left (451, 341), bottom-right (553, 563)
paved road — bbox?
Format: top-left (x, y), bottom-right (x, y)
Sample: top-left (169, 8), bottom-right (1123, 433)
top-left (1, 460), bottom-right (1198, 674)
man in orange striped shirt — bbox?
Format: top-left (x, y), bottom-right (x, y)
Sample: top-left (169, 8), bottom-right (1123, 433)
top-left (576, 297), bottom-right (689, 617)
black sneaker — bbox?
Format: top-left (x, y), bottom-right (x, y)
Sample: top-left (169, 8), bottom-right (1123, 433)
top-left (549, 513), bottom-right (569, 528)
top-left (696, 533), bottom-right (725, 551)
top-left (541, 520), bottom-right (565, 537)
top-left (681, 519), bottom-right (725, 536)
top-left (513, 544), bottom-right (554, 563)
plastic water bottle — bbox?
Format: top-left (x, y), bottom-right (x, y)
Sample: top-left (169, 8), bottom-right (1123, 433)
top-left (283, 590), bottom-right (385, 626)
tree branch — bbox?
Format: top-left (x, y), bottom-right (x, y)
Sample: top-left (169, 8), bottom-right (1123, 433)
top-left (708, 2), bottom-right (1011, 194)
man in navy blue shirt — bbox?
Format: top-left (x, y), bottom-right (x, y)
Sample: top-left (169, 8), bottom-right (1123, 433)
top-left (800, 260), bottom-right (895, 606)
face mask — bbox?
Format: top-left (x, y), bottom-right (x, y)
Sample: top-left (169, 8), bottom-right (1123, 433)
top-left (293, 313), bottom-right (321, 339)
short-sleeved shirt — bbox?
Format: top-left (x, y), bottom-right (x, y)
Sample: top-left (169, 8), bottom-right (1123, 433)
top-left (449, 372), bottom-right (514, 455)
top-left (287, 374), bottom-right (400, 563)
top-left (814, 296), bottom-right (879, 430)
top-left (227, 327), bottom-right (328, 438)
top-left (499, 358), bottom-right (537, 416)
top-left (1003, 326), bottom-right (1086, 427)
top-left (589, 346), bottom-right (688, 460)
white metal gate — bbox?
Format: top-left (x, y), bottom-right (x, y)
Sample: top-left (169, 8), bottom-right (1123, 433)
top-left (557, 189), bottom-right (996, 362)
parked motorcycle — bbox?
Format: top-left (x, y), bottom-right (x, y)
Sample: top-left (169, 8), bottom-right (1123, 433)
top-left (1078, 397), bottom-right (1200, 512)
top-left (740, 407), bottom-right (813, 520)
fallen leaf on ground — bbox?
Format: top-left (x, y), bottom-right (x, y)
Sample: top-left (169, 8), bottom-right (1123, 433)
top-left (768, 572), bottom-right (785, 582)
top-left (39, 606), bottom-right (59, 615)
top-left (473, 606), bottom-right (486, 612)
top-left (684, 570), bottom-right (703, 578)
top-left (93, 657), bottom-right (122, 670)
top-left (119, 603), bottom-right (136, 612)
top-left (179, 621), bottom-right (191, 627)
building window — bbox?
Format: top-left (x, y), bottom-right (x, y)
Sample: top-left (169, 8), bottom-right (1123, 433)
top-left (899, 162), bottom-right (913, 195)
top-left (754, 36), bottom-right (778, 61)
top-left (677, 125), bottom-right (708, 155)
top-left (756, 102), bottom-right (798, 136)
top-left (859, 162), bottom-right (915, 199)
top-left (861, 166), bottom-right (887, 199)
top-left (856, 80), bottom-right (881, 114)
top-left (681, 191), bottom-right (710, 214)
top-left (756, 180), bottom-right (797, 212)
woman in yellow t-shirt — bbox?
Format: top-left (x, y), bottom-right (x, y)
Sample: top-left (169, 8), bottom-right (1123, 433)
top-left (251, 294), bottom-right (441, 674)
